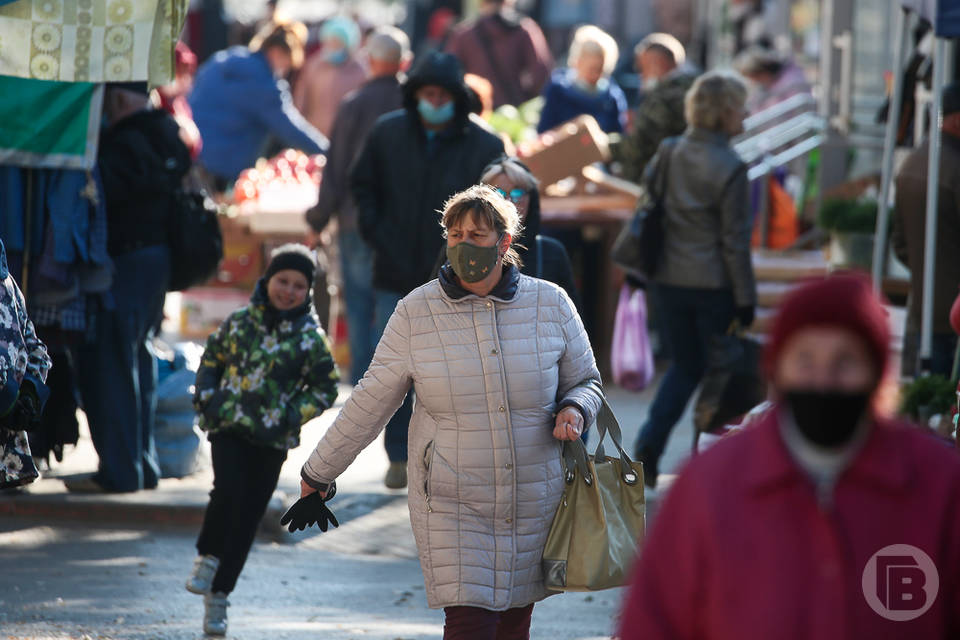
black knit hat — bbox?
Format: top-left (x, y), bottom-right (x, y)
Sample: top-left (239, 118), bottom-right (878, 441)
top-left (264, 243), bottom-right (315, 284)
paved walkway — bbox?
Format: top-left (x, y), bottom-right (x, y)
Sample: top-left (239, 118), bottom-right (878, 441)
top-left (1, 376), bottom-right (695, 540)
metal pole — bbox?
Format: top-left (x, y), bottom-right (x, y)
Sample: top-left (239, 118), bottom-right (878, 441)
top-left (22, 169), bottom-right (32, 293)
top-left (818, 0), bottom-right (835, 119)
top-left (920, 37), bottom-right (948, 369)
top-left (871, 5), bottom-right (909, 292)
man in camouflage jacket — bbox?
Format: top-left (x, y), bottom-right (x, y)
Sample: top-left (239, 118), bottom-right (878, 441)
top-left (615, 34), bottom-right (699, 184)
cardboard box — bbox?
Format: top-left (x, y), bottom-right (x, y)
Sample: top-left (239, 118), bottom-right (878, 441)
top-left (176, 287), bottom-right (251, 339)
top-left (517, 115), bottom-right (610, 188)
top-left (209, 216), bottom-right (264, 289)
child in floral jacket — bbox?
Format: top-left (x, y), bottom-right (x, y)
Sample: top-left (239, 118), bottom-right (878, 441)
top-left (186, 244), bottom-right (339, 636)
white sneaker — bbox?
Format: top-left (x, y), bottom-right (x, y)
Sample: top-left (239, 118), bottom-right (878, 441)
top-left (185, 555), bottom-right (219, 595)
top-left (203, 591), bottom-right (229, 636)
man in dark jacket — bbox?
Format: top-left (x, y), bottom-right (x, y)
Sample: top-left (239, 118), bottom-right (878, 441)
top-left (306, 27), bottom-right (409, 386)
top-left (892, 84), bottom-right (960, 376)
top-left (350, 51), bottom-right (504, 487)
top-left (68, 84), bottom-right (191, 493)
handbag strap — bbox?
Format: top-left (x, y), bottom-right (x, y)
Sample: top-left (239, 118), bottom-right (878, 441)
top-left (561, 438), bottom-right (593, 486)
top-left (652, 139), bottom-right (677, 206)
top-left (591, 396), bottom-right (640, 485)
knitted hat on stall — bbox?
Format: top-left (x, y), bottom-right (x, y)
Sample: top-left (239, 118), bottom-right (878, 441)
top-left (764, 273), bottom-right (890, 377)
top-left (264, 243), bottom-right (315, 284)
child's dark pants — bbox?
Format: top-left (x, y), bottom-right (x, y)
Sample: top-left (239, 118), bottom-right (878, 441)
top-left (196, 432), bottom-right (287, 594)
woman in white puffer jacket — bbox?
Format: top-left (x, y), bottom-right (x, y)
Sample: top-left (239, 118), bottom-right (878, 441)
top-left (300, 184), bottom-right (603, 639)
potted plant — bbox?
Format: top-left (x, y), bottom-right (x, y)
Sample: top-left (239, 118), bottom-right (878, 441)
top-left (817, 197), bottom-right (879, 270)
top-left (899, 374), bottom-right (956, 426)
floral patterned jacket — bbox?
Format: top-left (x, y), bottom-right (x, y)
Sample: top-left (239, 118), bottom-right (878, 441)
top-left (194, 279), bottom-right (339, 450)
top-left (0, 239), bottom-right (52, 488)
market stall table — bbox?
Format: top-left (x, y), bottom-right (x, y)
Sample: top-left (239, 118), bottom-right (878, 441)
top-left (540, 194), bottom-right (636, 380)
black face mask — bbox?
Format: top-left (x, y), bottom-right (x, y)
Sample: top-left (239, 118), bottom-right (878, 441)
top-left (783, 390), bottom-right (870, 449)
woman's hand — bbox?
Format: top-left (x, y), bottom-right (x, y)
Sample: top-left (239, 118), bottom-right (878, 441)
top-left (553, 406), bottom-right (585, 441)
top-left (300, 477), bottom-right (327, 499)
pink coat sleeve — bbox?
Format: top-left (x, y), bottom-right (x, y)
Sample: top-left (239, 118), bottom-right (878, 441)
top-left (947, 473), bottom-right (960, 636)
top-left (618, 467), bottom-right (707, 640)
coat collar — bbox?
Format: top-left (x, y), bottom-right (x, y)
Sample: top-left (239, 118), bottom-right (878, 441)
top-left (438, 263), bottom-right (520, 303)
top-left (744, 407), bottom-right (911, 496)
top-left (685, 126), bottom-right (732, 147)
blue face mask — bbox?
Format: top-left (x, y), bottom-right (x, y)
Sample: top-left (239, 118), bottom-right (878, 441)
top-left (418, 99), bottom-right (455, 126)
top-left (323, 48), bottom-right (348, 66)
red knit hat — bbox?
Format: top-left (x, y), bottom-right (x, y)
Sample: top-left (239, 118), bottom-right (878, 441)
top-left (764, 273), bottom-right (891, 377)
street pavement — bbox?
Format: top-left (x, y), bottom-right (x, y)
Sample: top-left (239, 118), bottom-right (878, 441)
top-left (0, 374), bottom-right (697, 639)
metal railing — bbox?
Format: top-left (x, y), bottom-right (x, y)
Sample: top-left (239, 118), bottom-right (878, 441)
top-left (740, 93), bottom-right (819, 134)
top-left (731, 100), bottom-right (828, 247)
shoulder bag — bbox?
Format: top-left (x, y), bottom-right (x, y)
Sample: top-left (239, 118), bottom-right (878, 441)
top-left (692, 321), bottom-right (766, 451)
top-left (610, 138), bottom-right (677, 279)
top-left (542, 397), bottom-right (646, 591)
top-left (167, 187), bottom-right (224, 292)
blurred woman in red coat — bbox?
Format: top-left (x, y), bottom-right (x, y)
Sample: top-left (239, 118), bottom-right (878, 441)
top-left (619, 273), bottom-right (960, 640)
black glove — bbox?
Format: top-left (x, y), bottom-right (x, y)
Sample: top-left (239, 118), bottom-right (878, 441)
top-left (735, 306), bottom-right (755, 329)
top-left (5, 381), bottom-right (42, 432)
top-left (279, 491), bottom-right (339, 533)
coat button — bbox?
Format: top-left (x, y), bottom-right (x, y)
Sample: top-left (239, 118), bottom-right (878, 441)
top-left (506, 518), bottom-right (512, 524)
top-left (499, 406), bottom-right (505, 412)
top-left (486, 302), bottom-right (492, 308)
top-left (505, 463), bottom-right (513, 469)
top-left (491, 348), bottom-right (499, 355)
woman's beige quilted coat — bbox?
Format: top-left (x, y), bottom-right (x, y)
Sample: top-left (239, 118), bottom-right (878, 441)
top-left (303, 274), bottom-right (603, 610)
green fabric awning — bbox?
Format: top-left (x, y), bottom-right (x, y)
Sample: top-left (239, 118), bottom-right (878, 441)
top-left (0, 76), bottom-right (103, 169)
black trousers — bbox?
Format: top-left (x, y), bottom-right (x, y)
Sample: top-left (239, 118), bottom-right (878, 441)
top-left (196, 433), bottom-right (287, 594)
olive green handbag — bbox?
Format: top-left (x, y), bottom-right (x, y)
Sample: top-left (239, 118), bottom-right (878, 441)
top-left (542, 398), bottom-right (646, 591)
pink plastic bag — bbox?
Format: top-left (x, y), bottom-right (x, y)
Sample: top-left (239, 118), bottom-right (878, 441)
top-left (611, 285), bottom-right (655, 391)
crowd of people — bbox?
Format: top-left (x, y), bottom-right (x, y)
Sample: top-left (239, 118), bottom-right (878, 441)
top-left (3, 0), bottom-right (959, 638)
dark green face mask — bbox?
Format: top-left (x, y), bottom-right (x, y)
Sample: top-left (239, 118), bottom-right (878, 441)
top-left (446, 236), bottom-right (502, 283)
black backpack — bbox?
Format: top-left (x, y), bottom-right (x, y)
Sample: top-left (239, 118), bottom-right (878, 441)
top-left (167, 187), bottom-right (223, 291)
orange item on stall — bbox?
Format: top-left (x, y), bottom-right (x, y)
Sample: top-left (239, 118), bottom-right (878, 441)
top-left (752, 176), bottom-right (799, 249)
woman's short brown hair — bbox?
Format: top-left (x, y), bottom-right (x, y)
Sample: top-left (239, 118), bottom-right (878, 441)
top-left (440, 185), bottom-right (525, 268)
top-left (249, 20), bottom-right (307, 69)
top-left (684, 71), bottom-right (748, 132)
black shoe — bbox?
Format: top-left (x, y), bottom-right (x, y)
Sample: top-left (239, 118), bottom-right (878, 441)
top-left (643, 467), bottom-right (658, 490)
